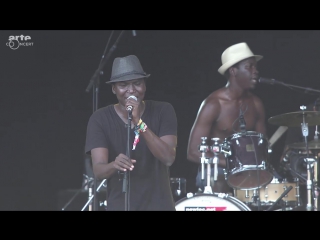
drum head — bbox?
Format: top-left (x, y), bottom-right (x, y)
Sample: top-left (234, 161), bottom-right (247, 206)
top-left (175, 193), bottom-right (251, 211)
top-left (228, 170), bottom-right (273, 190)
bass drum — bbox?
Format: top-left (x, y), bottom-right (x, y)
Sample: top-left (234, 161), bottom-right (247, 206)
top-left (175, 193), bottom-right (251, 211)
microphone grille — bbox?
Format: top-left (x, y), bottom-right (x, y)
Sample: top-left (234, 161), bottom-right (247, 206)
top-left (127, 96), bottom-right (137, 101)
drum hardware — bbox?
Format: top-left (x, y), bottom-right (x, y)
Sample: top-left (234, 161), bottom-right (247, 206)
top-left (265, 185), bottom-right (293, 211)
top-left (314, 156), bottom-right (318, 211)
top-left (294, 178), bottom-right (302, 207)
top-left (198, 137), bottom-right (221, 194)
top-left (234, 178), bottom-right (300, 211)
top-left (250, 189), bottom-right (260, 206)
top-left (221, 138), bottom-right (232, 181)
top-left (298, 106), bottom-right (317, 211)
top-left (303, 157), bottom-right (319, 211)
top-left (210, 138), bottom-right (221, 184)
top-left (269, 106), bottom-right (320, 210)
top-left (199, 137), bottom-right (210, 193)
top-left (81, 179), bottom-right (107, 211)
top-left (170, 178), bottom-right (187, 202)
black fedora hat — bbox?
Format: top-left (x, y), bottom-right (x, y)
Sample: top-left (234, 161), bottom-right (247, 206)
top-left (106, 55), bottom-right (150, 84)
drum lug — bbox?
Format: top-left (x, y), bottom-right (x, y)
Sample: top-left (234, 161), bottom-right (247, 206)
top-left (217, 193), bottom-right (228, 199)
top-left (258, 138), bottom-right (264, 145)
top-left (186, 192), bottom-right (194, 198)
top-left (223, 169), bottom-right (227, 180)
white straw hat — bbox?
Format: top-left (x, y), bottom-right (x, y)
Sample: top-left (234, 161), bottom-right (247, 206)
top-left (218, 42), bottom-right (263, 75)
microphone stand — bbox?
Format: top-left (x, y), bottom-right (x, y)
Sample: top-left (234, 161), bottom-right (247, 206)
top-left (121, 110), bottom-right (132, 211)
top-left (85, 30), bottom-right (125, 211)
top-left (262, 78), bottom-right (320, 94)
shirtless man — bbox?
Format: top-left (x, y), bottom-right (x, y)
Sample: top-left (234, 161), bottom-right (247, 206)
top-left (187, 42), bottom-right (268, 194)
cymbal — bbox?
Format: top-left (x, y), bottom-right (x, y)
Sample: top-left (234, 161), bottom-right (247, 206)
top-left (288, 139), bottom-right (320, 150)
top-left (268, 111), bottom-right (320, 127)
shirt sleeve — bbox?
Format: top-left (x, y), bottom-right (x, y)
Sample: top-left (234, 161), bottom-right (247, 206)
top-left (158, 103), bottom-right (177, 137)
top-left (85, 112), bottom-right (109, 155)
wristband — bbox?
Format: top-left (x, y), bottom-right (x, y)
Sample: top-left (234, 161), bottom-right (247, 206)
top-left (137, 118), bottom-right (143, 126)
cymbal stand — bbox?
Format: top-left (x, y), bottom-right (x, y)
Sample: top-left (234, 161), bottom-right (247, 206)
top-left (198, 137), bottom-right (212, 194)
top-left (313, 108), bottom-right (319, 210)
top-left (300, 105), bottom-right (314, 211)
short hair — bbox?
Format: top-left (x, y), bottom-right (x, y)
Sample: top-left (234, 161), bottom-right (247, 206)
top-left (224, 62), bottom-right (240, 80)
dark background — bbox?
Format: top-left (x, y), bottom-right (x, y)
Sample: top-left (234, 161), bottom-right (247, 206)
top-left (1, 30), bottom-right (319, 210)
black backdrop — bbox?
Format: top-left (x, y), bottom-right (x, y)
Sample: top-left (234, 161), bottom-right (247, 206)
top-left (1, 30), bottom-right (319, 210)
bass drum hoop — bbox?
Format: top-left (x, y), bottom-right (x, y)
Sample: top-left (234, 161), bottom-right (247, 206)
top-left (175, 193), bottom-right (251, 211)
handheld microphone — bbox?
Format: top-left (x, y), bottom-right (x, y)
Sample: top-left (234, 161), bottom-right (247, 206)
top-left (258, 77), bottom-right (284, 85)
top-left (126, 95), bottom-right (137, 112)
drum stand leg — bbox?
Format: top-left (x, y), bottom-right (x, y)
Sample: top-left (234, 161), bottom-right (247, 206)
top-left (313, 159), bottom-right (318, 211)
top-left (204, 138), bottom-right (220, 194)
top-left (203, 153), bottom-right (219, 194)
top-left (252, 189), bottom-right (261, 210)
top-left (306, 158), bottom-right (316, 211)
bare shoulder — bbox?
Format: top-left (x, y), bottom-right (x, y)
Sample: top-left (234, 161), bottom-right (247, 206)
top-left (202, 88), bottom-right (226, 108)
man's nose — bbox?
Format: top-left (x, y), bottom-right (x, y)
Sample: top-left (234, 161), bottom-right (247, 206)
top-left (127, 84), bottom-right (135, 92)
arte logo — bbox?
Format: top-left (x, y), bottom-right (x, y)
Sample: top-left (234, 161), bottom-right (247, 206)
top-left (6, 35), bottom-right (34, 50)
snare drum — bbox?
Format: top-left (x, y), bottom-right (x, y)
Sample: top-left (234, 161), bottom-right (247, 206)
top-left (225, 131), bottom-right (273, 190)
top-left (234, 178), bottom-right (300, 207)
top-left (175, 193), bottom-right (251, 211)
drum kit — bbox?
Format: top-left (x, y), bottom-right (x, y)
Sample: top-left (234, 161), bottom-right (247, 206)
top-left (176, 106), bottom-right (320, 211)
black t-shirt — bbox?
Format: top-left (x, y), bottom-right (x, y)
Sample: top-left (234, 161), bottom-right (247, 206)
top-left (85, 100), bottom-right (177, 211)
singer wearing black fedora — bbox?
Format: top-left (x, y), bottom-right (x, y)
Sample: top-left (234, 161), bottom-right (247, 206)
top-left (187, 42), bottom-right (269, 196)
top-left (85, 55), bottom-right (178, 211)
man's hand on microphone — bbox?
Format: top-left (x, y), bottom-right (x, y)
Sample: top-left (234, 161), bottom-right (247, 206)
top-left (113, 153), bottom-right (136, 171)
